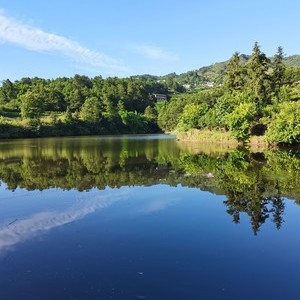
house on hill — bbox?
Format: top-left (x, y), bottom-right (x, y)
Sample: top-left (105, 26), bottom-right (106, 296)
top-left (153, 93), bottom-right (167, 102)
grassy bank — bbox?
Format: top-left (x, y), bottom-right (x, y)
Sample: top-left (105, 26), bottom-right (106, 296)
top-left (174, 129), bottom-right (271, 150)
top-left (174, 129), bottom-right (240, 145)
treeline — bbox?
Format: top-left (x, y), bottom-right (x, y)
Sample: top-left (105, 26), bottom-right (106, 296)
top-left (1, 43), bottom-right (300, 142)
top-left (0, 75), bottom-right (176, 138)
top-left (158, 43), bottom-right (300, 144)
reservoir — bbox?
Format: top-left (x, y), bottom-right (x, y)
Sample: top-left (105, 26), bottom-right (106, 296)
top-left (0, 134), bottom-right (299, 299)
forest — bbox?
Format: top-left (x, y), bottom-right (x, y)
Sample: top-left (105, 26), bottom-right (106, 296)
top-left (158, 43), bottom-right (300, 144)
top-left (1, 43), bottom-right (300, 144)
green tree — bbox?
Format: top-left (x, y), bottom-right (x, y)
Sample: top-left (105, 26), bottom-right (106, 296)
top-left (177, 103), bottom-right (209, 130)
top-left (245, 42), bottom-right (271, 108)
top-left (273, 46), bottom-right (285, 93)
top-left (223, 52), bottom-right (245, 93)
top-left (119, 110), bottom-right (147, 133)
top-left (0, 79), bottom-right (18, 104)
top-left (225, 102), bottom-right (257, 141)
top-left (266, 101), bottom-right (300, 144)
top-left (79, 96), bottom-right (103, 123)
top-left (20, 90), bottom-right (46, 119)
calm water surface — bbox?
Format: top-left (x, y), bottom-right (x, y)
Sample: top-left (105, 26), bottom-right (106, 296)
top-left (0, 134), bottom-right (300, 299)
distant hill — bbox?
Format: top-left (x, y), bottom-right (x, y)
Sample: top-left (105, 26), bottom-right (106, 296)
top-left (283, 55), bottom-right (300, 67)
top-left (153, 54), bottom-right (300, 89)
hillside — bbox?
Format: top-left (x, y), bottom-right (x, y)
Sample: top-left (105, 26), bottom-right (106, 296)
top-left (157, 54), bottom-right (300, 89)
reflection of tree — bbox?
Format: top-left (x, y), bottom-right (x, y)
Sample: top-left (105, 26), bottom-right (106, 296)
top-left (223, 187), bottom-right (284, 235)
top-left (217, 153), bottom-right (286, 234)
top-left (269, 183), bottom-right (285, 230)
top-left (177, 149), bottom-right (290, 234)
top-left (0, 139), bottom-right (299, 235)
top-left (0, 138), bottom-right (183, 191)
top-left (221, 169), bottom-right (270, 235)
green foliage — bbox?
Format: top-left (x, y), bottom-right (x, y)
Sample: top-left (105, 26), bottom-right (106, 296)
top-left (266, 102), bottom-right (300, 144)
top-left (1, 43), bottom-right (300, 143)
top-left (79, 96), bottom-right (102, 123)
top-left (144, 105), bottom-right (157, 120)
top-left (177, 103), bottom-right (209, 130)
top-left (0, 75), bottom-right (170, 137)
top-left (225, 102), bottom-right (257, 141)
top-left (223, 52), bottom-right (245, 92)
top-left (20, 90), bottom-right (46, 119)
top-left (244, 43), bottom-right (272, 108)
top-left (119, 110), bottom-right (147, 133)
top-left (159, 43), bottom-right (299, 145)
top-left (273, 46), bottom-right (285, 93)
top-left (2, 139), bottom-right (300, 233)
top-left (0, 79), bottom-right (18, 104)
top-left (209, 95), bottom-right (233, 127)
top-left (157, 98), bottom-right (186, 132)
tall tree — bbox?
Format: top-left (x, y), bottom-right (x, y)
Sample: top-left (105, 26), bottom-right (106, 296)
top-left (79, 96), bottom-right (103, 123)
top-left (245, 42), bottom-right (271, 108)
top-left (0, 79), bottom-right (18, 104)
top-left (273, 46), bottom-right (285, 93)
top-left (223, 52), bottom-right (245, 93)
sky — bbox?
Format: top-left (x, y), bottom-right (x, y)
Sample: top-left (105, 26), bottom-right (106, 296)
top-left (0, 0), bottom-right (299, 81)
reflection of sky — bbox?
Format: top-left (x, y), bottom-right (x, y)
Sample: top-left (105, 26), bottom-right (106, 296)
top-left (0, 192), bottom-right (127, 252)
top-left (0, 185), bottom-right (181, 252)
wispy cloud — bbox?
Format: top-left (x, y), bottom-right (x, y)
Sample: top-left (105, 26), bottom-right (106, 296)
top-left (0, 10), bottom-right (126, 72)
top-left (134, 44), bottom-right (179, 61)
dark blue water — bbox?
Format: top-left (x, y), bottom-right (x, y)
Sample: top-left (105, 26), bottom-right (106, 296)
top-left (0, 135), bottom-right (300, 299)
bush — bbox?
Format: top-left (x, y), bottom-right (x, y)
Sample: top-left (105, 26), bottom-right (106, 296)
top-left (177, 103), bottom-right (209, 131)
top-left (225, 102), bottom-right (257, 141)
top-left (266, 101), bottom-right (300, 144)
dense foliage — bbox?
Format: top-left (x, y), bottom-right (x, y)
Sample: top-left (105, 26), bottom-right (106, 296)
top-left (158, 43), bottom-right (300, 144)
top-left (0, 76), bottom-right (170, 137)
top-left (1, 43), bottom-right (300, 143)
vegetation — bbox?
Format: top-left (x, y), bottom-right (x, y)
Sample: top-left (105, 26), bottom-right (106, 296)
top-left (158, 43), bottom-right (300, 145)
top-left (0, 76), bottom-right (169, 138)
top-left (1, 137), bottom-right (300, 234)
top-left (1, 43), bottom-right (300, 143)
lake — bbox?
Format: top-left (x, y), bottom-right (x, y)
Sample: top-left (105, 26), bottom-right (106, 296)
top-left (0, 134), bottom-right (300, 300)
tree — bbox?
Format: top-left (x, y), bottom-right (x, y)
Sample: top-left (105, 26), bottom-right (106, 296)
top-left (266, 101), bottom-right (300, 144)
top-left (225, 102), bottom-right (257, 141)
top-left (79, 96), bottom-right (103, 123)
top-left (245, 42), bottom-right (271, 108)
top-left (177, 103), bottom-right (209, 130)
top-left (273, 46), bottom-right (285, 93)
top-left (119, 110), bottom-right (147, 133)
top-left (0, 79), bottom-right (18, 104)
top-left (223, 52), bottom-right (245, 93)
top-left (20, 90), bottom-right (46, 119)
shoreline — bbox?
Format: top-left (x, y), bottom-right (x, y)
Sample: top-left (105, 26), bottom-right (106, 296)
top-left (174, 129), bottom-right (275, 151)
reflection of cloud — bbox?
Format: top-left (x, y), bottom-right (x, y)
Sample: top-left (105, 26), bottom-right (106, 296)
top-left (137, 197), bottom-right (179, 214)
top-left (0, 192), bottom-right (126, 252)
top-left (0, 187), bottom-right (180, 252)
top-left (0, 10), bottom-right (126, 72)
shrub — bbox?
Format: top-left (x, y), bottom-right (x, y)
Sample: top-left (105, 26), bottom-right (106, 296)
top-left (266, 101), bottom-right (300, 144)
top-left (225, 102), bottom-right (257, 141)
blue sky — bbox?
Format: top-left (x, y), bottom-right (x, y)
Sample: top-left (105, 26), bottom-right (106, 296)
top-left (0, 0), bottom-right (299, 80)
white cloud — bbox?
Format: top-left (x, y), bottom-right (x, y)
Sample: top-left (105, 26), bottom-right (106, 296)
top-left (135, 44), bottom-right (179, 61)
top-left (0, 10), bottom-right (126, 72)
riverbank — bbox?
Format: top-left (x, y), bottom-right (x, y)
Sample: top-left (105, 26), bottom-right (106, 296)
top-left (174, 129), bottom-right (272, 151)
top-left (0, 118), bottom-right (160, 139)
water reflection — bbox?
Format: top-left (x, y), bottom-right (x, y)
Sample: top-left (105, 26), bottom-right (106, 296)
top-left (0, 135), bottom-right (300, 234)
top-left (0, 191), bottom-right (128, 252)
